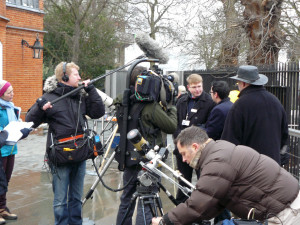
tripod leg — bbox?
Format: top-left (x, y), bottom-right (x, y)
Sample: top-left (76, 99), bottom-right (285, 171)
top-left (140, 198), bottom-right (148, 225)
top-left (82, 151), bottom-right (116, 205)
top-left (138, 193), bottom-right (164, 225)
top-left (82, 125), bottom-right (118, 206)
top-left (120, 192), bottom-right (139, 225)
top-left (154, 193), bottom-right (164, 216)
top-left (139, 196), bottom-right (157, 225)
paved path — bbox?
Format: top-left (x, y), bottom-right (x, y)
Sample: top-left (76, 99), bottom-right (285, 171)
top-left (6, 127), bottom-right (180, 225)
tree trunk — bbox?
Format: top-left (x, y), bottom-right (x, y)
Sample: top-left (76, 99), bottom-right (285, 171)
top-left (72, 20), bottom-right (81, 63)
top-left (217, 0), bottom-right (241, 68)
top-left (241, 0), bottom-right (284, 65)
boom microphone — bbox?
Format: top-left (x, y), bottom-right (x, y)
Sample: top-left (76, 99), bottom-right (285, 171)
top-left (96, 88), bottom-right (115, 109)
top-left (78, 81), bottom-right (114, 109)
top-left (135, 32), bottom-right (169, 64)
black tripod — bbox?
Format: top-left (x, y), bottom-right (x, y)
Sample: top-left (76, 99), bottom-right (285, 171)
top-left (120, 171), bottom-right (166, 225)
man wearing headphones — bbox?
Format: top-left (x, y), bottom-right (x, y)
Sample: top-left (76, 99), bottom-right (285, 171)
top-left (26, 62), bottom-right (105, 225)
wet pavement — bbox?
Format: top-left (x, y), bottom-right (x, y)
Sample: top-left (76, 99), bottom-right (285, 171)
top-left (6, 125), bottom-right (183, 225)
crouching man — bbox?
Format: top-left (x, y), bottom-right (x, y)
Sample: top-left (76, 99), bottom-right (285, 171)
top-left (152, 126), bottom-right (300, 225)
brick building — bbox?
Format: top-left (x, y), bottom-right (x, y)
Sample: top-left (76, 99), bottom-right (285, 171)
top-left (0, 0), bottom-right (44, 119)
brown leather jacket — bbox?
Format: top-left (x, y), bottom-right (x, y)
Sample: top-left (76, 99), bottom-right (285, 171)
top-left (164, 140), bottom-right (299, 225)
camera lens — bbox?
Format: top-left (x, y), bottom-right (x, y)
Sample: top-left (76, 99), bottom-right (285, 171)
top-left (127, 129), bottom-right (142, 144)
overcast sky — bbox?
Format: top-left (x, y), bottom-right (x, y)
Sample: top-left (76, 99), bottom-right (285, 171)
top-left (125, 42), bottom-right (205, 73)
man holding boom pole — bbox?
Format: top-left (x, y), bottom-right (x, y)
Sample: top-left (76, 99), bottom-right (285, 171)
top-left (25, 62), bottom-right (105, 225)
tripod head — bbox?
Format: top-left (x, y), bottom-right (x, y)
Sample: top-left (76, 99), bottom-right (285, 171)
top-left (136, 169), bottom-right (160, 195)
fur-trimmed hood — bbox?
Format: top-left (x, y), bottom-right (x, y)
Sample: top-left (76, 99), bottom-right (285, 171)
top-left (43, 75), bottom-right (86, 95)
top-left (43, 75), bottom-right (58, 93)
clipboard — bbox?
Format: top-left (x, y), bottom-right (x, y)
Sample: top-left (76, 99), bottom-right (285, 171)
top-left (4, 121), bottom-right (34, 145)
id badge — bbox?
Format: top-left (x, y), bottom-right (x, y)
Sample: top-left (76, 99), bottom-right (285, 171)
top-left (182, 120), bottom-right (190, 126)
top-left (191, 108), bottom-right (197, 113)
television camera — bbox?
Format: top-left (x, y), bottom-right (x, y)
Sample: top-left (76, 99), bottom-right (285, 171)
top-left (151, 65), bottom-right (179, 100)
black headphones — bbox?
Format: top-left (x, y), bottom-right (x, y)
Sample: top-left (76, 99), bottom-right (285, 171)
top-left (62, 62), bottom-right (69, 82)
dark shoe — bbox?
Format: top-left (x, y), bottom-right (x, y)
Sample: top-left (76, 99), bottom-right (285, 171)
top-left (0, 208), bottom-right (17, 220)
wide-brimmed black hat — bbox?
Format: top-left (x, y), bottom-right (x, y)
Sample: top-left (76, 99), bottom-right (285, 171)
top-left (230, 65), bottom-right (268, 85)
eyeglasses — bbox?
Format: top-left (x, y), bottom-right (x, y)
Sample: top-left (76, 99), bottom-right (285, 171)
top-left (210, 91), bottom-right (214, 94)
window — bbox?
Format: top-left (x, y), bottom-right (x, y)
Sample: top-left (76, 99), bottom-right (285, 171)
top-left (6, 0), bottom-right (39, 10)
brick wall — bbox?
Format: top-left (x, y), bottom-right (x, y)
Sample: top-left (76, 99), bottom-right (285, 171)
top-left (6, 7), bottom-right (43, 30)
top-left (6, 30), bottom-right (43, 117)
top-left (4, 3), bottom-right (44, 118)
top-left (0, 20), bottom-right (7, 83)
top-left (0, 0), bottom-right (5, 16)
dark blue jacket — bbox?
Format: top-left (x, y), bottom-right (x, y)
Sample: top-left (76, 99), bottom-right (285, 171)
top-left (221, 85), bottom-right (289, 164)
top-left (205, 97), bottom-right (233, 140)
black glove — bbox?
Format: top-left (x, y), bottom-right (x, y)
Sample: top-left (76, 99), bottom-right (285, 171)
top-left (20, 128), bottom-right (32, 139)
top-left (84, 84), bottom-right (95, 93)
top-left (36, 97), bottom-right (47, 110)
top-left (0, 130), bottom-right (8, 148)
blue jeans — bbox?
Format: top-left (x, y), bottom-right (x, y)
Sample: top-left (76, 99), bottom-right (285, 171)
top-left (52, 161), bottom-right (86, 225)
top-left (116, 166), bottom-right (155, 225)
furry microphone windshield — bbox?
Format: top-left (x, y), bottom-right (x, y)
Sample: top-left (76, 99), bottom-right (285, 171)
top-left (135, 32), bottom-right (169, 64)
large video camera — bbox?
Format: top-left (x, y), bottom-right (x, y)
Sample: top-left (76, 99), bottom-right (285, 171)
top-left (135, 66), bottom-right (177, 106)
top-left (152, 64), bottom-right (179, 101)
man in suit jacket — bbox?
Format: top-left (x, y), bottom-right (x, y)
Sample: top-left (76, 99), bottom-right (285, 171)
top-left (205, 81), bottom-right (233, 140)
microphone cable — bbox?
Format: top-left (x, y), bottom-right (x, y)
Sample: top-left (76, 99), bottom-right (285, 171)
top-left (91, 156), bottom-right (137, 192)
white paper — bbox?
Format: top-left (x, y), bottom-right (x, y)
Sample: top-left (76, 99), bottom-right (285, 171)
top-left (4, 121), bottom-right (34, 145)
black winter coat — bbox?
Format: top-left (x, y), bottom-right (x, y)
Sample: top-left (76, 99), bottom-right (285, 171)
top-left (221, 85), bottom-right (288, 164)
top-left (25, 76), bottom-right (105, 154)
top-left (173, 92), bottom-right (215, 139)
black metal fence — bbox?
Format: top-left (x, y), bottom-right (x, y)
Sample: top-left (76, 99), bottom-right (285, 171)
top-left (183, 62), bottom-right (300, 179)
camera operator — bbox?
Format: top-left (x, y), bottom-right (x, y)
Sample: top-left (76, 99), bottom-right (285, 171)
top-left (152, 126), bottom-right (300, 225)
top-left (25, 62), bottom-right (105, 225)
top-left (114, 66), bottom-right (177, 225)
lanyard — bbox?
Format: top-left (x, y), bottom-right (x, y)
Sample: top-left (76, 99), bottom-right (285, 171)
top-left (186, 99), bottom-right (197, 119)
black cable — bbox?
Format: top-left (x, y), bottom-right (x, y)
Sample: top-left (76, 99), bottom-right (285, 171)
top-left (91, 157), bottom-right (136, 192)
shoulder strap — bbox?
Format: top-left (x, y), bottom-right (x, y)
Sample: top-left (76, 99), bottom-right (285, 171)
top-left (79, 113), bottom-right (87, 130)
top-left (159, 76), bottom-right (167, 108)
top-left (130, 103), bottom-right (147, 137)
top-left (77, 94), bottom-right (88, 131)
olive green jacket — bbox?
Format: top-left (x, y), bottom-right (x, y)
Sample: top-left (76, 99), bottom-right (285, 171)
top-left (114, 94), bottom-right (177, 147)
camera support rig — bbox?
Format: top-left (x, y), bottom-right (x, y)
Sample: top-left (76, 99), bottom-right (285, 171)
top-left (127, 129), bottom-right (195, 198)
